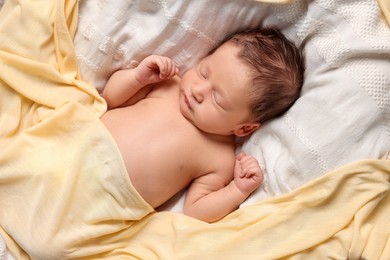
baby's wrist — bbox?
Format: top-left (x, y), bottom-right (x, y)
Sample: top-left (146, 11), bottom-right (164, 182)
top-left (228, 181), bottom-right (250, 202)
top-left (133, 69), bottom-right (147, 87)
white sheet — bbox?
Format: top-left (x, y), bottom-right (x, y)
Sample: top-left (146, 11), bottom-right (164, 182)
top-left (73, 0), bottom-right (390, 208)
top-left (74, 0), bottom-right (272, 91)
top-left (245, 0), bottom-right (390, 201)
top-left (0, 237), bottom-right (13, 260)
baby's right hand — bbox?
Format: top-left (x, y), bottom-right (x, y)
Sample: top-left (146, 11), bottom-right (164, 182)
top-left (135, 55), bottom-right (179, 86)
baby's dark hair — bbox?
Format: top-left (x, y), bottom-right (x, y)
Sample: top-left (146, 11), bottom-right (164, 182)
top-left (225, 27), bottom-right (305, 124)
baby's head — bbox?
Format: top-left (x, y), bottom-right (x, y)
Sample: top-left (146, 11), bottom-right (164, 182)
top-left (222, 27), bottom-right (305, 124)
top-left (179, 27), bottom-right (304, 137)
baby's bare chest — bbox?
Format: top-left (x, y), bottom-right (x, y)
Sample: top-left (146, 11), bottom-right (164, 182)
top-left (123, 103), bottom-right (215, 176)
top-left (125, 117), bottom-right (220, 206)
top-left (102, 98), bottom-right (234, 206)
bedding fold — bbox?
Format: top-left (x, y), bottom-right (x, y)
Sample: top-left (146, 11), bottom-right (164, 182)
top-left (0, 0), bottom-right (389, 259)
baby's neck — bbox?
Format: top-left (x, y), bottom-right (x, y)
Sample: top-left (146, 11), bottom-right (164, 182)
top-left (202, 131), bottom-right (236, 144)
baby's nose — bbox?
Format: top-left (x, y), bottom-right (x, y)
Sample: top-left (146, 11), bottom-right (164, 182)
top-left (192, 85), bottom-right (205, 103)
top-left (192, 81), bottom-right (212, 103)
top-left (193, 91), bottom-right (203, 103)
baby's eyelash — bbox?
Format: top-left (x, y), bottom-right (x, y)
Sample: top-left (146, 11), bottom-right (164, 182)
top-left (200, 67), bottom-right (207, 79)
top-left (199, 62), bottom-right (207, 79)
top-left (212, 91), bottom-right (221, 107)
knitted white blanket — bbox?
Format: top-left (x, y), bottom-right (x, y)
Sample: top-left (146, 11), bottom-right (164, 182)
top-left (73, 0), bottom-right (390, 209)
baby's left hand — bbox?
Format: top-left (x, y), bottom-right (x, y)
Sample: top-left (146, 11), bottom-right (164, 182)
top-left (233, 152), bottom-right (263, 196)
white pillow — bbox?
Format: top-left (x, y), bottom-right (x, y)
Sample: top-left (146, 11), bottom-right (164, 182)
top-left (74, 0), bottom-right (390, 206)
top-left (74, 0), bottom-right (272, 91)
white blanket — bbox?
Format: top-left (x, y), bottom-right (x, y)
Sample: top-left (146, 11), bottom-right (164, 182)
top-left (72, 0), bottom-right (390, 210)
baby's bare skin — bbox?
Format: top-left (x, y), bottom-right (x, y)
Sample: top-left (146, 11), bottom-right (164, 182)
top-left (101, 78), bottom-right (236, 209)
top-left (101, 44), bottom-right (263, 222)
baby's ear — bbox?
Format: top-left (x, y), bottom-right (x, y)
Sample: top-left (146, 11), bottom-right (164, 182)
top-left (233, 122), bottom-right (260, 137)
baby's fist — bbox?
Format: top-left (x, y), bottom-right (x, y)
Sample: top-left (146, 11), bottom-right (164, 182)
top-left (135, 55), bottom-right (179, 86)
top-left (233, 152), bottom-right (263, 196)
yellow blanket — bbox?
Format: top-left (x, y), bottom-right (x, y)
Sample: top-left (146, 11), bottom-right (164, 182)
top-left (0, 0), bottom-right (389, 259)
top-left (0, 0), bottom-right (154, 259)
top-left (378, 0), bottom-right (390, 25)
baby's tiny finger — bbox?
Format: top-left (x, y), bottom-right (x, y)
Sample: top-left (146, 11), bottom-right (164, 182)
top-left (238, 167), bottom-right (245, 178)
top-left (236, 152), bottom-right (245, 161)
top-left (238, 155), bottom-right (252, 164)
top-left (244, 165), bottom-right (260, 177)
top-left (170, 64), bottom-right (178, 77)
top-left (244, 160), bottom-right (260, 171)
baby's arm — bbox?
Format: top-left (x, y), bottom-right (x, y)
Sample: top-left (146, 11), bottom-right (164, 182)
top-left (184, 152), bottom-right (263, 223)
top-left (102, 55), bottom-right (179, 109)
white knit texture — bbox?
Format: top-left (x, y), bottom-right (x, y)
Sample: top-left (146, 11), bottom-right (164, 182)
top-left (72, 0), bottom-right (390, 207)
top-left (74, 0), bottom-right (270, 91)
top-left (243, 0), bottom-right (390, 204)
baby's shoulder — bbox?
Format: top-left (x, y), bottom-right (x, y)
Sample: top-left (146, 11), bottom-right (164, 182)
top-left (199, 138), bottom-right (236, 166)
top-left (196, 143), bottom-right (236, 181)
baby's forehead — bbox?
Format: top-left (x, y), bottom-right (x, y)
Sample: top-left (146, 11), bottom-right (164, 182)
top-left (207, 45), bottom-right (249, 71)
top-left (212, 42), bottom-right (240, 57)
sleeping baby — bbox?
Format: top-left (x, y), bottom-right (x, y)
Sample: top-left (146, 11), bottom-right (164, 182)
top-left (101, 27), bottom-right (305, 223)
